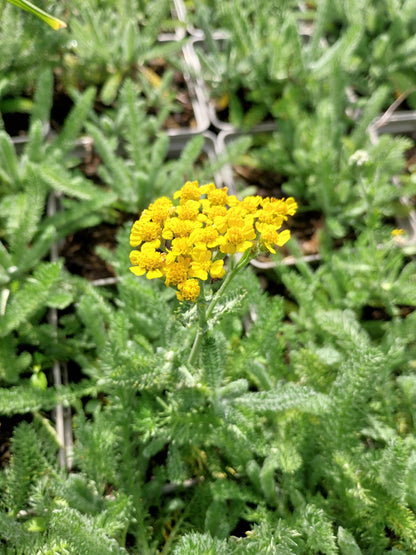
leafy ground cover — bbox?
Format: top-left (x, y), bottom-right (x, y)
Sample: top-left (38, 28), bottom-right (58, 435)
top-left (1, 1), bottom-right (416, 553)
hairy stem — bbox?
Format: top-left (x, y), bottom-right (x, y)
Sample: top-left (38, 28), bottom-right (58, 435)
top-left (187, 251), bottom-right (252, 368)
top-left (187, 284), bottom-right (207, 368)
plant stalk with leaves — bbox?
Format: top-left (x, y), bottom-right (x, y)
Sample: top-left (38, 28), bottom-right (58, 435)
top-left (129, 180), bottom-right (297, 366)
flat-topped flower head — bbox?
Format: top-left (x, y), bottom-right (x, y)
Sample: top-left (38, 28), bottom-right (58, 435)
top-left (189, 226), bottom-right (221, 249)
top-left (206, 186), bottom-right (230, 206)
top-left (258, 197), bottom-right (298, 223)
top-left (188, 248), bottom-right (213, 281)
top-left (129, 181), bottom-right (297, 301)
top-left (162, 217), bottom-right (201, 240)
top-left (285, 197), bottom-right (298, 216)
top-left (209, 259), bottom-right (226, 279)
top-left (167, 236), bottom-right (194, 260)
top-left (201, 203), bottom-right (228, 224)
top-left (241, 195), bottom-right (262, 214)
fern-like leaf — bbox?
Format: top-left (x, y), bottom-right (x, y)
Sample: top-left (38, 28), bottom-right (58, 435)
top-left (234, 383), bottom-right (330, 414)
top-left (0, 262), bottom-right (61, 337)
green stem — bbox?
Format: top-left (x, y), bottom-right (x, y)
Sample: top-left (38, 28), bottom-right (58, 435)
top-left (206, 250), bottom-right (252, 320)
top-left (187, 250), bottom-right (252, 368)
top-left (187, 283), bottom-right (207, 368)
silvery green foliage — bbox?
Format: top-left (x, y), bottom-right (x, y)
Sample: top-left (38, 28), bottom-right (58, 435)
top-left (2, 0), bottom-right (416, 552)
top-left (3, 224), bottom-right (416, 552)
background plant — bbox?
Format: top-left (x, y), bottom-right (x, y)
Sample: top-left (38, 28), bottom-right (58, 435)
top-left (194, 0), bottom-right (309, 128)
top-left (193, 0), bottom-right (416, 128)
top-left (62, 0), bottom-right (183, 106)
top-left (302, 0), bottom-right (416, 109)
top-left (0, 0), bottom-right (67, 108)
top-left (225, 79), bottom-right (416, 241)
top-left (84, 79), bottom-right (219, 213)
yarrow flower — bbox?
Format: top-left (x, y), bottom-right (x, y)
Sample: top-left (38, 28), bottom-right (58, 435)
top-left (129, 181), bottom-right (297, 302)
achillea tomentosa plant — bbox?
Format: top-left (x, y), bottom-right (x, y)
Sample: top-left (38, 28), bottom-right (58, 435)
top-left (129, 181), bottom-right (297, 364)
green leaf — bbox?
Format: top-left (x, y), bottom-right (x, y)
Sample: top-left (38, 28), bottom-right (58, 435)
top-left (0, 381), bottom-right (94, 415)
top-left (201, 332), bottom-right (225, 390)
top-left (0, 132), bottom-right (20, 189)
top-left (337, 527), bottom-right (362, 555)
top-left (0, 262), bottom-right (62, 337)
top-left (100, 72), bottom-right (123, 105)
top-left (5, 0), bottom-right (66, 29)
top-left (47, 290), bottom-right (74, 310)
top-left (234, 383), bottom-right (330, 414)
top-left (38, 164), bottom-right (99, 200)
top-left (51, 87), bottom-right (96, 155)
top-left (0, 337), bottom-right (31, 384)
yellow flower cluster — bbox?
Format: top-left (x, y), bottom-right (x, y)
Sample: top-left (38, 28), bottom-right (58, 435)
top-left (129, 181), bottom-right (297, 302)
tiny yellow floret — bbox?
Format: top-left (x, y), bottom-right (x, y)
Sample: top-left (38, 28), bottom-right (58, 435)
top-left (129, 243), bottom-right (165, 279)
top-left (174, 181), bottom-right (202, 203)
top-left (164, 257), bottom-right (191, 287)
top-left (176, 279), bottom-right (200, 302)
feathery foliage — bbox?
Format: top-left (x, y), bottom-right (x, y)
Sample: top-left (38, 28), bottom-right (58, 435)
top-left (1, 0), bottom-right (416, 553)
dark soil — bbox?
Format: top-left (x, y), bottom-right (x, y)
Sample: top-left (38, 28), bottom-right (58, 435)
top-left (2, 111), bottom-right (31, 138)
top-left (50, 57), bottom-right (197, 133)
top-left (212, 87), bottom-right (272, 128)
top-left (59, 222), bottom-right (121, 281)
